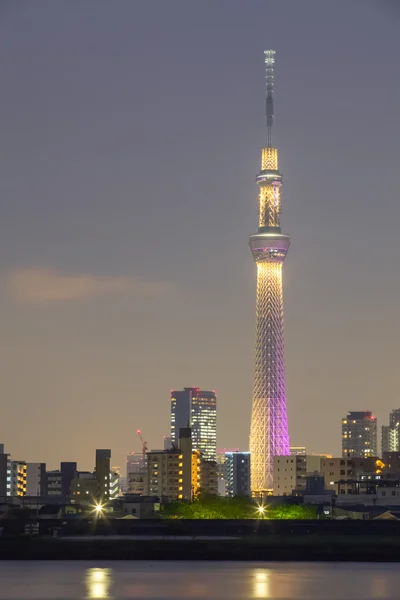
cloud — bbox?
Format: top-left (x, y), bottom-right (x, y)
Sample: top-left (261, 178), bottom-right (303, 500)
top-left (4, 267), bottom-right (171, 304)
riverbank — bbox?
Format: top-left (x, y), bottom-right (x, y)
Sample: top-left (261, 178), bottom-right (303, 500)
top-left (1, 535), bottom-right (400, 561)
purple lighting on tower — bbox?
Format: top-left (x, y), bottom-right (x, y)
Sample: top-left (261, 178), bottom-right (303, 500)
top-left (249, 50), bottom-right (290, 494)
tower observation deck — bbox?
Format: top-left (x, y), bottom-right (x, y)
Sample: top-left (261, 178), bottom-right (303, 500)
top-left (249, 50), bottom-right (290, 494)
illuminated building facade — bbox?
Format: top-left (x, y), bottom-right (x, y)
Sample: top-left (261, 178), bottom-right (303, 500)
top-left (146, 428), bottom-right (217, 501)
top-left (11, 460), bottom-right (27, 496)
top-left (171, 387), bottom-right (217, 460)
top-left (342, 411), bottom-right (377, 458)
top-left (249, 50), bottom-right (290, 494)
top-left (146, 428), bottom-right (195, 501)
top-left (381, 409), bottom-right (400, 454)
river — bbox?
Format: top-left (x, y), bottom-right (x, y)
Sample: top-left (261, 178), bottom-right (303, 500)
top-left (0, 561), bottom-right (398, 598)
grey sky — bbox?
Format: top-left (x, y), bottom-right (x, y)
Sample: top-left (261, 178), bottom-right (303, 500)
top-left (0, 0), bottom-right (399, 469)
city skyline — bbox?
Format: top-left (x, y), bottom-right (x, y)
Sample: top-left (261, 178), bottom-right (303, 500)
top-left (1, 1), bottom-right (400, 470)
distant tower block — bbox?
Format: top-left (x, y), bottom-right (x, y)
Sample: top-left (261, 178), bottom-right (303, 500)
top-left (249, 50), bottom-right (290, 494)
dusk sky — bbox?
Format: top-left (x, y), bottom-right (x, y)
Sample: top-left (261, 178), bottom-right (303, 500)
top-left (1, 0), bottom-right (399, 470)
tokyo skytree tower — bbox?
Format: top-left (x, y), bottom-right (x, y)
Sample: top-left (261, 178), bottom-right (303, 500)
top-left (249, 50), bottom-right (290, 494)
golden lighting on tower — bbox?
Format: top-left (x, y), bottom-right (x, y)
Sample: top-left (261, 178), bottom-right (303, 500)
top-left (261, 147), bottom-right (278, 171)
top-left (259, 184), bottom-right (281, 228)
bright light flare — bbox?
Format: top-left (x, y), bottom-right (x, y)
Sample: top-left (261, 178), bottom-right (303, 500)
top-left (257, 505), bottom-right (266, 517)
top-left (93, 503), bottom-right (104, 516)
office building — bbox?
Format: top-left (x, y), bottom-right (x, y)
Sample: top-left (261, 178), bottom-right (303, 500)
top-left (249, 50), bottom-right (290, 494)
top-left (381, 409), bottom-right (400, 454)
top-left (170, 388), bottom-right (217, 460)
top-left (342, 411), bottom-right (377, 458)
top-left (225, 452), bottom-right (251, 497)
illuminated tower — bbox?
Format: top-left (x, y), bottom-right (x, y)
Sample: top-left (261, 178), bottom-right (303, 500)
top-left (249, 50), bottom-right (290, 494)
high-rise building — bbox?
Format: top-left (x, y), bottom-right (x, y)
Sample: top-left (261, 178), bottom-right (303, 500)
top-left (225, 452), bottom-right (251, 497)
top-left (170, 387), bottom-right (217, 460)
top-left (342, 411), bottom-right (377, 458)
top-left (249, 50), bottom-right (290, 494)
top-left (381, 409), bottom-right (400, 454)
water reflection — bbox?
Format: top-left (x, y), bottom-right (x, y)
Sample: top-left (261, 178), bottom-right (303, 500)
top-left (86, 568), bottom-right (112, 599)
top-left (0, 562), bottom-right (399, 599)
top-left (253, 569), bottom-right (270, 598)
top-left (371, 575), bottom-right (388, 598)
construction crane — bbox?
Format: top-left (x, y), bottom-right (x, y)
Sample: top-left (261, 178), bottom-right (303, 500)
top-left (137, 430), bottom-right (148, 466)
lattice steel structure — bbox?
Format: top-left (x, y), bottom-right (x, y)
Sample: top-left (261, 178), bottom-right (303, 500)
top-left (249, 50), bottom-right (290, 494)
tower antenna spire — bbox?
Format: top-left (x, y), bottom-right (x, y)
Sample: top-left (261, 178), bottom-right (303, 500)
top-left (264, 49), bottom-right (275, 148)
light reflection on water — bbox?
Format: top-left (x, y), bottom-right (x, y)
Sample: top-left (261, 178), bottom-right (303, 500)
top-left (86, 568), bottom-right (111, 598)
top-left (253, 569), bottom-right (270, 598)
top-left (0, 562), bottom-right (399, 598)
